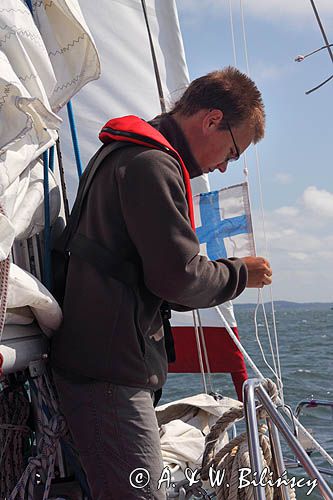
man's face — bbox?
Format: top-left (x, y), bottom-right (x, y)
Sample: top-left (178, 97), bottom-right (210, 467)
top-left (195, 110), bottom-right (254, 174)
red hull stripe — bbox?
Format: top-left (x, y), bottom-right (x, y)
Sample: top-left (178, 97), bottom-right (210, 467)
top-left (168, 326), bottom-right (247, 373)
top-left (99, 115), bottom-right (195, 230)
top-left (168, 326), bottom-right (248, 401)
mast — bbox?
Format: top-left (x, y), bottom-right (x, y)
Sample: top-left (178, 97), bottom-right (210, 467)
top-left (140, 0), bottom-right (166, 113)
top-left (309, 0), bottom-right (333, 64)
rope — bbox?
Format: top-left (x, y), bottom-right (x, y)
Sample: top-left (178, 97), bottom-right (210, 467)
top-left (49, 145), bottom-right (55, 173)
top-left (43, 150), bottom-right (52, 290)
top-left (67, 101), bottom-right (83, 178)
top-left (8, 372), bottom-right (69, 500)
top-left (56, 138), bottom-right (71, 222)
top-left (200, 380), bottom-right (297, 500)
top-left (0, 379), bottom-right (32, 500)
top-left (0, 203), bottom-right (11, 344)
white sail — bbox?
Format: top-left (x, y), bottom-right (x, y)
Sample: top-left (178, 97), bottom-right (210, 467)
top-left (58, 0), bottom-right (191, 191)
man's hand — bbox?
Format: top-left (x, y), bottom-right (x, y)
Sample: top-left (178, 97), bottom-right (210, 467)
top-left (240, 256), bottom-right (272, 288)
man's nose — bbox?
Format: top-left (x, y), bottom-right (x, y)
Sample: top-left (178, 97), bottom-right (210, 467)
top-left (218, 162), bottom-right (228, 173)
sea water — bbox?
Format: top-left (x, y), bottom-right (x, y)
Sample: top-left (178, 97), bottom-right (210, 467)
top-left (162, 303), bottom-right (333, 499)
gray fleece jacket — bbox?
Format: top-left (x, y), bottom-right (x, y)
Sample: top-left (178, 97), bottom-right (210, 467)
top-left (51, 114), bottom-right (247, 389)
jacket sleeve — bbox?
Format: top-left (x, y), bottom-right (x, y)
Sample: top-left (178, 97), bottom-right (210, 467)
top-left (116, 148), bottom-right (248, 309)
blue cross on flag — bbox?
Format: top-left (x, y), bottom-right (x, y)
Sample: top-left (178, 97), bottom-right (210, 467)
top-left (193, 182), bottom-right (255, 260)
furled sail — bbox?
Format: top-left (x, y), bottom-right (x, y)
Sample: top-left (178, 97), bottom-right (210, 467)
top-left (0, 0), bottom-right (100, 371)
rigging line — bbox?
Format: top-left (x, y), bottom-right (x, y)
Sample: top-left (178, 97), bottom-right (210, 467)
top-left (254, 146), bottom-right (284, 401)
top-left (227, 0), bottom-right (248, 184)
top-left (267, 287), bottom-right (284, 403)
top-left (309, 0), bottom-right (333, 64)
top-left (239, 1), bottom-right (252, 182)
top-left (239, 0), bottom-right (250, 76)
top-left (55, 138), bottom-right (70, 222)
top-left (253, 291), bottom-right (283, 391)
top-left (43, 151), bottom-right (52, 290)
top-left (196, 310), bottom-right (214, 393)
top-left (140, 0), bottom-right (166, 114)
top-left (228, 0), bottom-right (237, 67)
top-left (192, 310), bottom-right (208, 394)
top-left (228, 0), bottom-right (251, 184)
top-left (239, 1), bottom-right (285, 401)
top-left (258, 293), bottom-right (283, 398)
top-left (242, 151), bottom-right (249, 182)
top-left (296, 43), bottom-right (333, 61)
top-left (67, 100), bottom-right (83, 178)
top-left (306, 73), bottom-right (333, 95)
top-left (214, 306), bottom-right (264, 380)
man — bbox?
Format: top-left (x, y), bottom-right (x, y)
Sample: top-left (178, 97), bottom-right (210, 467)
top-left (51, 67), bottom-right (272, 499)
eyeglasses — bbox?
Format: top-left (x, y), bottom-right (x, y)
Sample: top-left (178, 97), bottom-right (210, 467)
top-left (225, 121), bottom-right (240, 162)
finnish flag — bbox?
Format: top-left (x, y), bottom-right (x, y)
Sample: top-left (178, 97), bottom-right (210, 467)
top-left (193, 182), bottom-right (255, 260)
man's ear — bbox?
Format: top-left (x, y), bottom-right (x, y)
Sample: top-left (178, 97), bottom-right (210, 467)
top-left (202, 109), bottom-right (224, 135)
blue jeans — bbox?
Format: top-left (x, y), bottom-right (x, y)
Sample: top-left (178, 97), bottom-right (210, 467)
top-left (53, 372), bottom-right (166, 499)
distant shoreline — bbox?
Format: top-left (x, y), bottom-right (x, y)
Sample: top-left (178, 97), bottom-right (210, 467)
top-left (234, 300), bottom-right (332, 310)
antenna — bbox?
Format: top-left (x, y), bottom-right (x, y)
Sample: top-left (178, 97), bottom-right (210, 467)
top-left (295, 0), bottom-right (333, 94)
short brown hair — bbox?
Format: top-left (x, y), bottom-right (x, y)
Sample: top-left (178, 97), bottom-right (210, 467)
top-left (170, 66), bottom-right (265, 143)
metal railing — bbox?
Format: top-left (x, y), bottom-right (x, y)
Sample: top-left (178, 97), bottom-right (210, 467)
top-left (295, 399), bottom-right (333, 420)
top-left (243, 379), bottom-right (333, 500)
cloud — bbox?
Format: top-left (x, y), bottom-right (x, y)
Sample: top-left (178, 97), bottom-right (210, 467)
top-left (248, 188), bottom-right (332, 301)
top-left (287, 252), bottom-right (308, 261)
top-left (302, 186), bottom-right (333, 217)
top-left (274, 206), bottom-right (299, 217)
top-left (274, 173), bottom-right (293, 185)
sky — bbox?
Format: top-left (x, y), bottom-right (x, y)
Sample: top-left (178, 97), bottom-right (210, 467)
top-left (175, 0), bottom-right (333, 303)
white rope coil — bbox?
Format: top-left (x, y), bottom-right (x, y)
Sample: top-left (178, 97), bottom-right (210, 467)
top-left (201, 379), bottom-right (297, 499)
